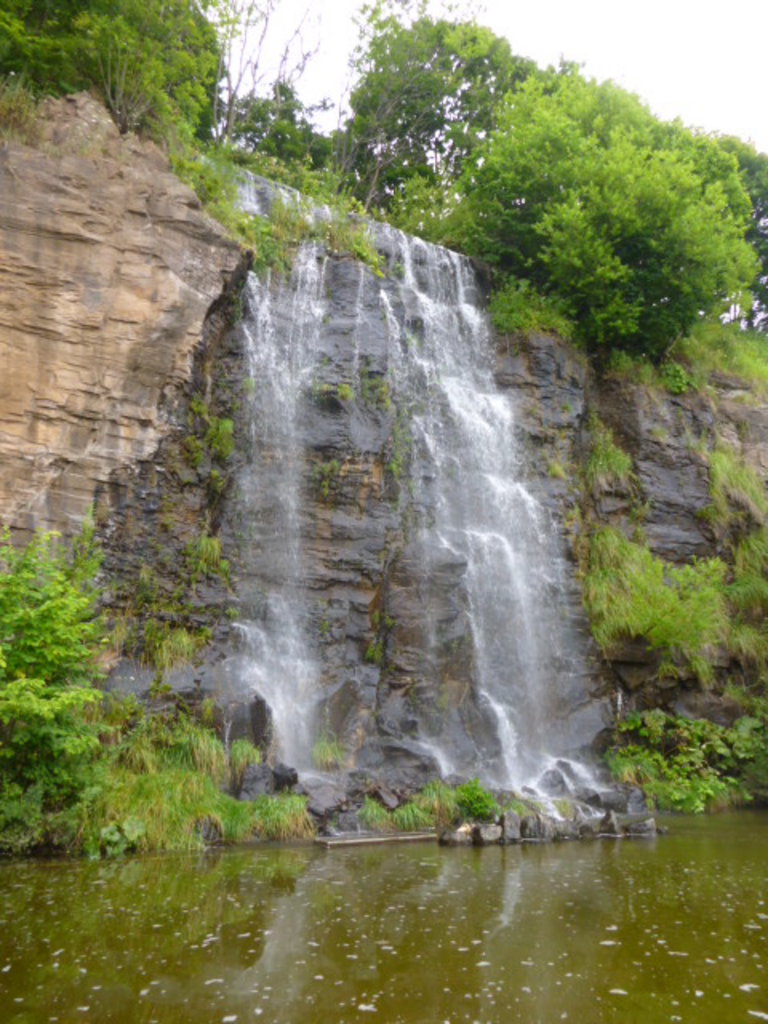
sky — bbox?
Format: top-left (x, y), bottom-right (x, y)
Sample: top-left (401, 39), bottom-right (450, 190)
top-left (265, 0), bottom-right (768, 155)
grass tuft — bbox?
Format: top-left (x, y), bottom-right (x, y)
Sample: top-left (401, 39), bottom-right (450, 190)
top-left (584, 415), bottom-right (634, 497)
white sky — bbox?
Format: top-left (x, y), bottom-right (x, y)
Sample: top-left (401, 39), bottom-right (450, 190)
top-left (267, 0), bottom-right (768, 155)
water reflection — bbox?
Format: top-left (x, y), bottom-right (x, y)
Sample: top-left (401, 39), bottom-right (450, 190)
top-left (1, 814), bottom-right (767, 1022)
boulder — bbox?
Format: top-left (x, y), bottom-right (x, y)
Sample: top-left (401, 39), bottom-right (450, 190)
top-left (624, 817), bottom-right (657, 838)
top-left (238, 763), bottom-right (274, 800)
top-left (472, 824), bottom-right (502, 846)
top-left (272, 762), bottom-right (299, 792)
top-left (500, 811), bottom-right (521, 844)
top-left (520, 814), bottom-right (556, 842)
top-left (439, 825), bottom-right (474, 847)
top-left (598, 810), bottom-right (622, 837)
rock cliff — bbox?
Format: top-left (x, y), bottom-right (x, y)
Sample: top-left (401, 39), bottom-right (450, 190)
top-left (0, 93), bottom-right (239, 536)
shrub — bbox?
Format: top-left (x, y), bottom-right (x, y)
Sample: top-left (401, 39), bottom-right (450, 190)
top-left (606, 709), bottom-right (763, 812)
top-left (0, 76), bottom-right (39, 145)
top-left (392, 801), bottom-right (433, 831)
top-left (489, 277), bottom-right (574, 340)
top-left (455, 778), bottom-right (499, 822)
top-left (0, 521), bottom-right (103, 813)
top-left (416, 780), bottom-right (459, 827)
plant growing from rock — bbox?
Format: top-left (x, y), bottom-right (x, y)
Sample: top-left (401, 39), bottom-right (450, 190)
top-left (583, 414), bottom-right (634, 497)
top-left (455, 779), bottom-right (499, 822)
top-left (229, 739), bottom-right (262, 792)
top-left (312, 735), bottom-right (346, 771)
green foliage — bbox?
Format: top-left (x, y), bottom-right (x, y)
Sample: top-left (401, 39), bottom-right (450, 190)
top-left (584, 528), bottom-right (729, 684)
top-left (359, 367), bottom-right (391, 410)
top-left (358, 795), bottom-right (395, 832)
top-left (336, 383), bottom-right (355, 403)
top-left (229, 738), bottom-right (261, 791)
top-left (675, 321), bottom-right (768, 396)
top-left (489, 277), bottom-right (574, 340)
top-left (455, 778), bottom-right (499, 823)
top-left (311, 735), bottom-right (346, 771)
top-left (342, 5), bottom-right (535, 211)
top-left (205, 417), bottom-right (234, 461)
top-left (460, 70), bottom-right (756, 359)
top-left (391, 801), bottom-right (433, 831)
top-left (606, 709), bottom-right (766, 812)
top-left (717, 135), bottom-right (768, 330)
top-left (414, 780), bottom-right (459, 828)
top-left (659, 361), bottom-right (696, 395)
top-left (0, 75), bottom-right (39, 144)
top-left (364, 640), bottom-right (384, 665)
top-left (311, 459), bottom-right (340, 500)
top-left (141, 621), bottom-right (209, 674)
top-left (584, 416), bottom-right (634, 497)
top-left (185, 533), bottom-right (228, 585)
top-left (250, 793), bottom-right (314, 841)
top-left (0, 521), bottom-right (103, 824)
top-left (708, 443), bottom-right (768, 529)
top-left (88, 712), bottom-right (259, 853)
top-left (0, 0), bottom-right (219, 139)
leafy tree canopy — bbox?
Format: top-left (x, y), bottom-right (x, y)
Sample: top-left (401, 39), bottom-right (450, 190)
top-left (457, 70), bottom-right (758, 359)
top-left (231, 81), bottom-right (331, 168)
top-left (718, 135), bottom-right (768, 331)
top-left (0, 0), bottom-right (220, 137)
top-left (339, 0), bottom-right (536, 211)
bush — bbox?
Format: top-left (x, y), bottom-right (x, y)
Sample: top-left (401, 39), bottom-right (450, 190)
top-left (455, 779), bottom-right (499, 822)
top-left (606, 709), bottom-right (765, 812)
top-left (0, 521), bottom-right (103, 811)
top-left (489, 277), bottom-right (574, 340)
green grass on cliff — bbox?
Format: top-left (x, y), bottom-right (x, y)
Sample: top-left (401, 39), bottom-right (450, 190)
top-left (583, 527), bottom-right (730, 685)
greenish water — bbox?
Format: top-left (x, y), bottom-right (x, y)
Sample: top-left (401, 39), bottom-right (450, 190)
top-left (1, 814), bottom-right (767, 1023)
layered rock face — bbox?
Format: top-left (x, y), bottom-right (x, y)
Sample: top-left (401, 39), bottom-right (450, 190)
top-left (0, 93), bottom-right (239, 536)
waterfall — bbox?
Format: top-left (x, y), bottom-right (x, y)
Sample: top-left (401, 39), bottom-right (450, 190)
top-left (235, 245), bottom-right (328, 770)
top-left (377, 226), bottom-right (585, 787)
top-left (232, 203), bottom-right (603, 789)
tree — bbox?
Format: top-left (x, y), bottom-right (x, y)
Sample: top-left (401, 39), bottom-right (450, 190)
top-left (718, 136), bottom-right (768, 330)
top-left (338, 2), bottom-right (535, 211)
top-left (0, 521), bottom-right (103, 807)
top-left (459, 71), bottom-right (757, 359)
top-left (208, 0), bottom-right (317, 143)
top-left (0, 0), bottom-right (221, 138)
top-left (231, 80), bottom-right (331, 167)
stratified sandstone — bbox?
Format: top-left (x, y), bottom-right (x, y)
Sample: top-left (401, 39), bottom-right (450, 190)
top-left (0, 93), bottom-right (239, 536)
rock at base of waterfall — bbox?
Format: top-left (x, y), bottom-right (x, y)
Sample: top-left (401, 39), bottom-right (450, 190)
top-left (500, 811), bottom-right (521, 844)
top-left (554, 819), bottom-right (580, 840)
top-left (238, 764), bottom-right (274, 800)
top-left (598, 810), bottom-right (622, 836)
top-left (520, 814), bottom-right (556, 841)
top-left (439, 825), bottom-right (474, 846)
top-left (472, 823), bottom-right (502, 846)
top-left (273, 762), bottom-right (299, 792)
top-left (539, 768), bottom-right (569, 796)
top-left (624, 817), bottom-right (657, 838)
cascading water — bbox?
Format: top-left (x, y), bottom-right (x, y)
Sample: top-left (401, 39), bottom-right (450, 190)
top-left (377, 226), bottom-right (594, 789)
top-left (235, 245), bottom-right (328, 770)
top-left (231, 187), bottom-right (605, 790)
